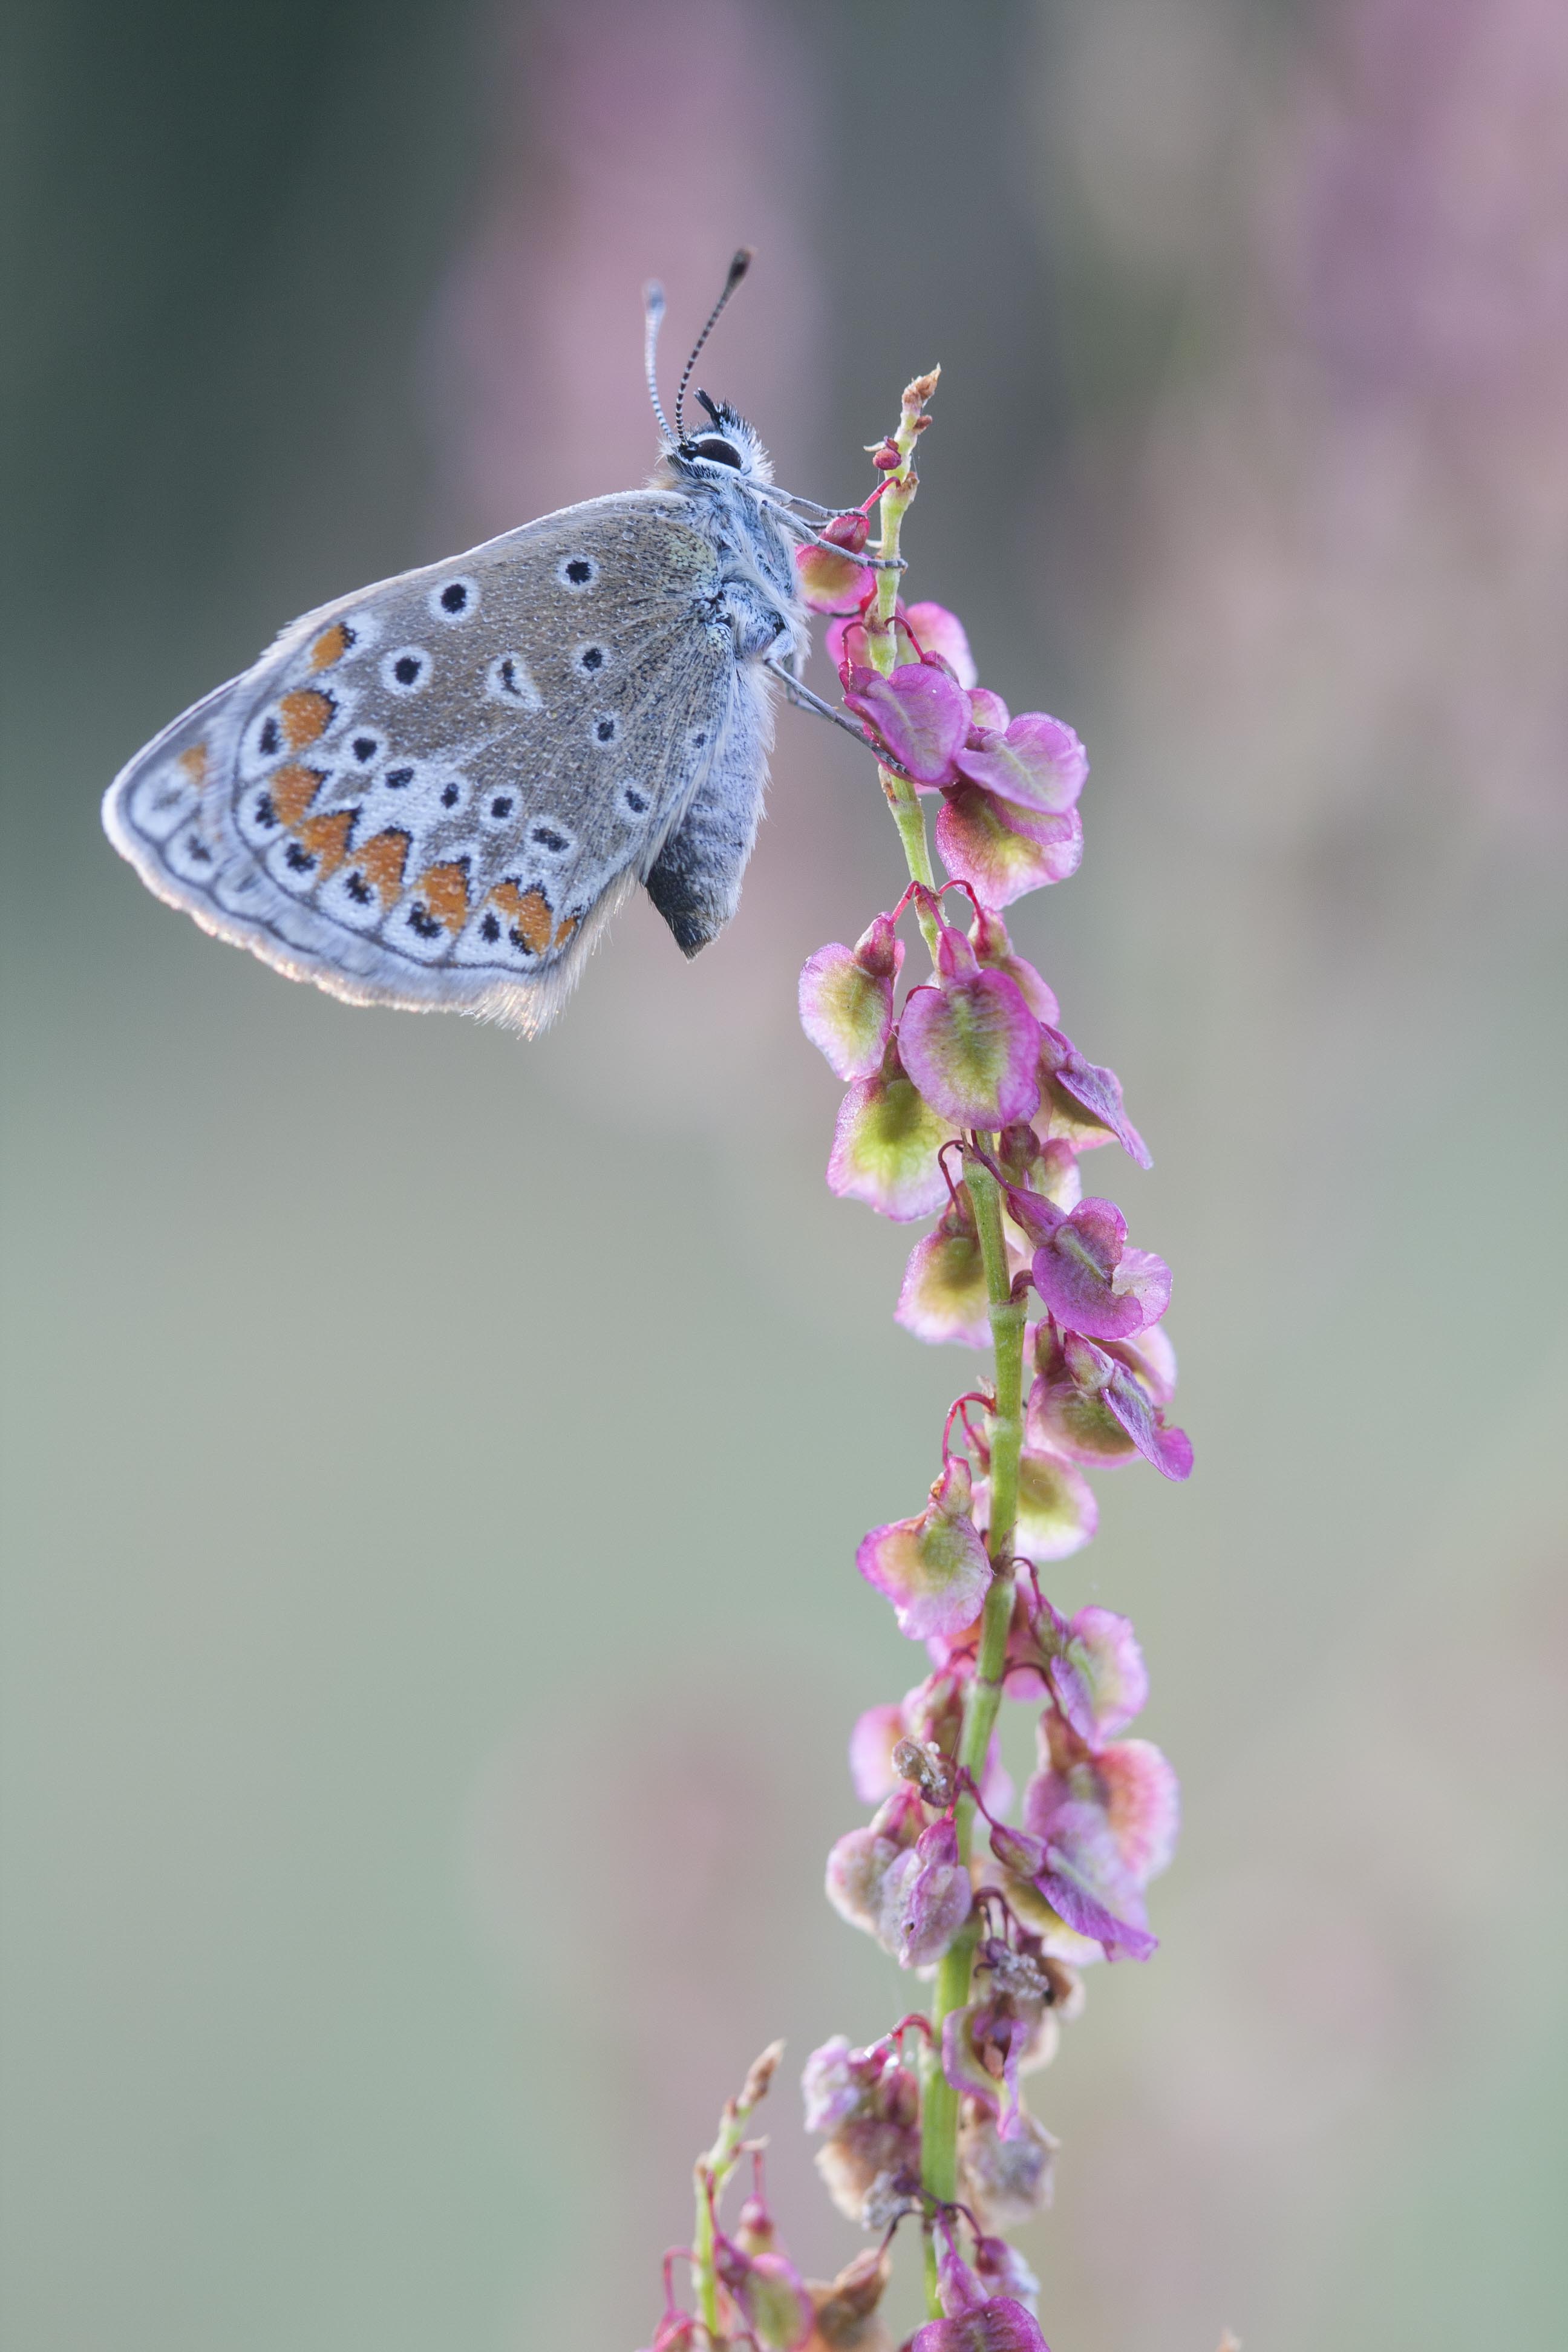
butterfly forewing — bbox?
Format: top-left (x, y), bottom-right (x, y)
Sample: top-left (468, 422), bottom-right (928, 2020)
top-left (105, 492), bottom-right (736, 1032)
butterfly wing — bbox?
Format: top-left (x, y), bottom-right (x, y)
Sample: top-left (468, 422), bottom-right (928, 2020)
top-left (103, 491), bottom-right (742, 1033)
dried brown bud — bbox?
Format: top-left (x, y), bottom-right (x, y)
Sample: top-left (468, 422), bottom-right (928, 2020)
top-left (740, 2039), bottom-right (785, 2113)
top-left (904, 367), bottom-right (941, 407)
top-left (806, 2247), bottom-right (894, 2351)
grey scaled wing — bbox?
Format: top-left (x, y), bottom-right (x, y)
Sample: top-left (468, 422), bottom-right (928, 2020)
top-left (102, 491), bottom-right (751, 1033)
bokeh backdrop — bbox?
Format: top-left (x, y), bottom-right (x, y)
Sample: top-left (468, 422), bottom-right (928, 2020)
top-left (4, 3), bottom-right (1566, 2348)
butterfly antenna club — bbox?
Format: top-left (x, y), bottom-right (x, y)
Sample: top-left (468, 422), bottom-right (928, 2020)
top-left (642, 280), bottom-right (676, 446)
top-left (674, 247), bottom-right (753, 445)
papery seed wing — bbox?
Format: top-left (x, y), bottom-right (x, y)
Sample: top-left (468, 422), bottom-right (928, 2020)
top-left (103, 491), bottom-right (741, 1033)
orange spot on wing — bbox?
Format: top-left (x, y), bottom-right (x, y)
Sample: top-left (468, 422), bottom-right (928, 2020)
top-left (178, 743), bottom-right (209, 788)
top-left (551, 914), bottom-right (578, 949)
top-left (296, 809), bottom-right (355, 877)
top-left (271, 763), bottom-right (325, 826)
top-left (309, 622), bottom-right (353, 671)
top-left (355, 830), bottom-right (410, 904)
top-left (492, 882), bottom-right (554, 955)
top-left (416, 861), bottom-right (470, 934)
top-left (280, 688), bottom-right (335, 748)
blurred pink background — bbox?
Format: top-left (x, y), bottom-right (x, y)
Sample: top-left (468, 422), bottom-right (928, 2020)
top-left (3, 3), bottom-right (1564, 2348)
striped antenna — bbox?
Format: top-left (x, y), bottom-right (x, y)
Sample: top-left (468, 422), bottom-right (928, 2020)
top-left (674, 249), bottom-right (753, 445)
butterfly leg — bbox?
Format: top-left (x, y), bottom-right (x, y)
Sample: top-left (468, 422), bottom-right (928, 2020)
top-left (769, 662), bottom-right (873, 747)
top-left (768, 662), bottom-right (926, 791)
top-left (763, 503), bottom-right (907, 571)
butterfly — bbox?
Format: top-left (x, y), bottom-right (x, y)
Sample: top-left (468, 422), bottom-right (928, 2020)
top-left (102, 252), bottom-right (887, 1035)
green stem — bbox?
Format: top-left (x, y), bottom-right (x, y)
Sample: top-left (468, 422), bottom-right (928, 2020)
top-left (870, 373), bottom-right (941, 958)
top-left (690, 2043), bottom-right (782, 2343)
top-left (859, 370), bottom-right (1031, 2316)
top-left (916, 1160), bottom-right (1025, 2310)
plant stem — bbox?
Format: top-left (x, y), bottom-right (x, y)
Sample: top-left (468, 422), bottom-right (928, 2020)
top-left (860, 362), bottom-right (1030, 2314)
top-left (862, 368), bottom-right (1030, 2315)
top-left (917, 1160), bottom-right (1025, 2308)
top-left (690, 2044), bottom-right (782, 2342)
top-left (871, 373), bottom-right (941, 956)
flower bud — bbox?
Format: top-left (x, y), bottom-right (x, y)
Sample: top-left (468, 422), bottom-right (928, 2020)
top-left (642, 2305), bottom-right (700, 2352)
top-left (973, 2236), bottom-right (1040, 2313)
top-left (796, 514), bottom-right (873, 611)
top-left (912, 2269), bottom-right (1051, 2352)
top-left (970, 906), bottom-right (1060, 1024)
top-left (716, 2233), bottom-right (814, 2352)
top-left (800, 915), bottom-right (904, 1082)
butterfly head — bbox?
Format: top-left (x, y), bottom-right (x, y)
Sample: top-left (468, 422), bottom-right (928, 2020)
top-left (667, 392), bottom-right (774, 486)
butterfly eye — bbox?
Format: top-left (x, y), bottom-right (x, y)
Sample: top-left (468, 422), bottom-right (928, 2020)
top-left (690, 435), bottom-right (742, 467)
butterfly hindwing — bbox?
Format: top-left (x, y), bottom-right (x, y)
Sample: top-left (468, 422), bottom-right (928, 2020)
top-left (104, 492), bottom-right (741, 1032)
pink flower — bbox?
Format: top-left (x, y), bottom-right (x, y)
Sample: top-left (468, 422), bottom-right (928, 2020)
top-left (856, 1456), bottom-right (993, 1641)
top-left (910, 2235), bottom-right (1051, 2352)
top-left (970, 906), bottom-right (1060, 1025)
top-left (1037, 1602), bottom-right (1148, 1749)
top-left (895, 1183), bottom-right (995, 1347)
top-left (880, 1813), bottom-right (973, 1967)
top-left (954, 710), bottom-right (1087, 817)
top-left (848, 1702), bottom-right (909, 1804)
top-left (848, 1671), bottom-right (1013, 1815)
top-left (1027, 1326), bottom-right (1192, 1481)
top-left (1006, 1187), bottom-right (1171, 1342)
top-left (935, 788), bottom-right (1084, 909)
top-left (958, 2107), bottom-right (1060, 2233)
top-left (843, 661), bottom-right (973, 785)
top-left (1011, 1712), bottom-right (1180, 1964)
top-left (973, 2235), bottom-right (1041, 2314)
top-left (714, 2229), bottom-right (814, 2350)
top-left (802, 2035), bottom-right (923, 2226)
top-left (825, 609), bottom-right (921, 679)
top-left (799, 911), bottom-right (904, 1081)
top-left (941, 1998), bottom-right (1039, 2140)
top-left (905, 600), bottom-right (978, 688)
top-left (974, 1446), bottom-right (1098, 1565)
top-left (1036, 1027), bottom-right (1151, 1167)
top-left (897, 923), bottom-right (1042, 1129)
top-left (825, 1785), bottom-right (925, 1946)
top-left (827, 1054), bottom-right (956, 1221)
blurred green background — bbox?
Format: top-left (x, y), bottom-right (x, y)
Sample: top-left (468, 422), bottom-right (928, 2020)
top-left (4, 2), bottom-right (1565, 2347)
